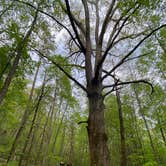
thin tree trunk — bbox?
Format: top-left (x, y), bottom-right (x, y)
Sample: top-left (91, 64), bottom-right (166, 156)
top-left (52, 105), bottom-right (67, 154)
top-left (42, 88), bottom-right (57, 166)
top-left (0, 8), bottom-right (38, 105)
top-left (34, 109), bottom-right (52, 166)
top-left (156, 110), bottom-right (166, 146)
top-left (115, 87), bottom-right (127, 166)
top-left (68, 122), bottom-right (75, 165)
top-left (7, 59), bottom-right (41, 163)
top-left (25, 103), bottom-right (48, 166)
top-left (18, 73), bottom-right (46, 166)
top-left (133, 87), bottom-right (159, 163)
top-left (0, 53), bottom-right (21, 105)
top-left (0, 57), bottom-right (12, 81)
top-left (131, 102), bottom-right (146, 164)
top-left (58, 123), bottom-right (66, 157)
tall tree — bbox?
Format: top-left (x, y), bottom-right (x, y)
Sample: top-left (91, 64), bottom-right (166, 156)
top-left (1, 0), bottom-right (165, 165)
top-left (0, 5), bottom-right (39, 105)
top-left (7, 58), bottom-right (41, 163)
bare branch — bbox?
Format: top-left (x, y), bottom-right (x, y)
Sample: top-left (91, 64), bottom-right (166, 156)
top-left (103, 87), bottom-right (122, 98)
top-left (106, 6), bottom-right (134, 48)
top-left (78, 120), bottom-right (88, 125)
top-left (65, 0), bottom-right (86, 52)
top-left (95, 0), bottom-right (99, 45)
top-left (98, 0), bottom-right (116, 45)
top-left (59, 1), bottom-right (86, 36)
top-left (102, 24), bottom-right (166, 80)
top-left (34, 49), bottom-right (88, 93)
top-left (104, 4), bottom-right (141, 59)
top-left (112, 29), bottom-right (149, 46)
top-left (66, 50), bottom-right (82, 59)
top-left (103, 79), bottom-right (154, 94)
top-left (94, 4), bottom-right (140, 81)
top-left (124, 51), bottom-right (153, 63)
top-left (81, 0), bottom-right (91, 43)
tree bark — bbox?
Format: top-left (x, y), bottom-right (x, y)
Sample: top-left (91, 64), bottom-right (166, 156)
top-left (87, 85), bottom-right (110, 166)
top-left (115, 88), bottom-right (127, 166)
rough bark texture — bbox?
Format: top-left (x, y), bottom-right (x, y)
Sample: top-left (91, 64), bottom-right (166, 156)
top-left (87, 84), bottom-right (110, 166)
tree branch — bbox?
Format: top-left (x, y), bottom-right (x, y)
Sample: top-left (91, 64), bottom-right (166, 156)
top-left (124, 51), bottom-right (153, 63)
top-left (98, 0), bottom-right (116, 45)
top-left (59, 1), bottom-right (86, 36)
top-left (33, 49), bottom-right (88, 93)
top-left (112, 29), bottom-right (149, 47)
top-left (15, 0), bottom-right (81, 50)
top-left (95, 0), bottom-right (99, 45)
top-left (65, 0), bottom-right (86, 52)
top-left (103, 4), bottom-right (141, 62)
top-left (102, 24), bottom-right (166, 80)
top-left (81, 0), bottom-right (91, 43)
top-left (103, 79), bottom-right (154, 94)
top-left (78, 120), bottom-right (88, 125)
top-left (94, 4), bottom-right (140, 82)
top-left (103, 87), bottom-right (122, 98)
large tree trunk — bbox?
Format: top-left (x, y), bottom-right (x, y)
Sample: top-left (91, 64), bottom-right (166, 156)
top-left (87, 87), bottom-right (110, 166)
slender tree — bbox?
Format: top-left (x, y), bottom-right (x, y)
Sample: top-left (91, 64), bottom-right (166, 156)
top-left (2, 0), bottom-right (166, 165)
top-left (18, 72), bottom-right (47, 166)
top-left (115, 84), bottom-right (127, 166)
top-left (7, 58), bottom-right (41, 163)
top-left (133, 87), bottom-right (159, 163)
top-left (0, 5), bottom-right (39, 105)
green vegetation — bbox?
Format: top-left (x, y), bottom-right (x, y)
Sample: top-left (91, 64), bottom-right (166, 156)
top-left (0, 0), bottom-right (165, 166)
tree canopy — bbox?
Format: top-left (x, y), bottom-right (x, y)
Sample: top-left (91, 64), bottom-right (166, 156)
top-left (0, 0), bottom-right (166, 166)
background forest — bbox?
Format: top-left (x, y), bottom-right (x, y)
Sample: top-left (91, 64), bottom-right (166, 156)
top-left (0, 0), bottom-right (166, 166)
